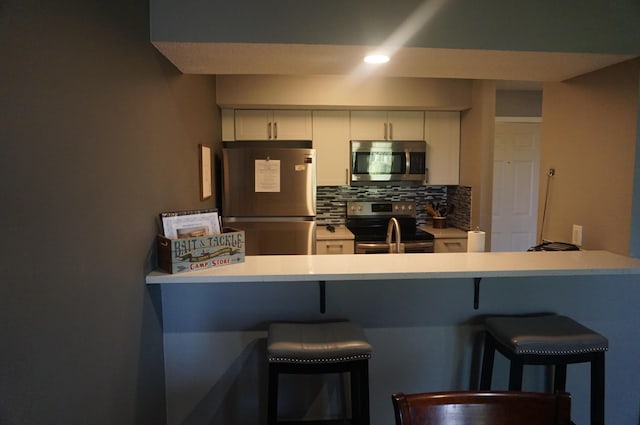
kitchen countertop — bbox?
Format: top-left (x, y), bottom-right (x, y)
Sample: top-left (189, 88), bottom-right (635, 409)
top-left (316, 225), bottom-right (354, 240)
top-left (420, 225), bottom-right (468, 239)
top-left (146, 250), bottom-right (640, 284)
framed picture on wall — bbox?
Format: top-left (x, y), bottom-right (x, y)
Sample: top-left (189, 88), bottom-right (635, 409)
top-left (199, 144), bottom-right (212, 201)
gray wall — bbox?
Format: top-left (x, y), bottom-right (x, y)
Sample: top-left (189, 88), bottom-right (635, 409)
top-left (150, 0), bottom-right (640, 54)
top-left (631, 78), bottom-right (640, 258)
top-left (160, 275), bottom-right (640, 425)
top-left (496, 90), bottom-right (543, 117)
top-left (0, 1), bottom-right (220, 424)
top-left (2, 1), bottom-right (639, 425)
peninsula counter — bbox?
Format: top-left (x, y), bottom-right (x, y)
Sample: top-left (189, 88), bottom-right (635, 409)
top-left (146, 250), bottom-right (640, 284)
top-left (147, 250), bottom-right (640, 425)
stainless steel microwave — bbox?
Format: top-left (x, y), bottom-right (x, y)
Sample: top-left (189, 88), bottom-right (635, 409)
top-left (350, 140), bottom-right (427, 185)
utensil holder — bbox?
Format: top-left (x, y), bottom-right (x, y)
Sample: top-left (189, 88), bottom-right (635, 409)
top-left (432, 217), bottom-right (447, 228)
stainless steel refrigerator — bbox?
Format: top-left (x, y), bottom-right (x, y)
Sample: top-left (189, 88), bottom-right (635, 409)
top-left (222, 144), bottom-right (316, 255)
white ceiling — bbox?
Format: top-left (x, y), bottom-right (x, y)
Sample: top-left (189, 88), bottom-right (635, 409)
top-left (153, 42), bottom-right (636, 88)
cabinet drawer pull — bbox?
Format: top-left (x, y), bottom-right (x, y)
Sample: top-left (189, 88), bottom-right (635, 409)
top-left (268, 122), bottom-right (272, 139)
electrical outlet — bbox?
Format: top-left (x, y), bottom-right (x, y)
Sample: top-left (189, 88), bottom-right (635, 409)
top-left (572, 224), bottom-right (583, 246)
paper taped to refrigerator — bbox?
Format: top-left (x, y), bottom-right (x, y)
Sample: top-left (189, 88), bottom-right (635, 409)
top-left (255, 159), bottom-right (280, 192)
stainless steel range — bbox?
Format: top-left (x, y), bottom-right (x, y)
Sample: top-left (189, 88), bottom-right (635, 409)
top-left (346, 201), bottom-right (435, 254)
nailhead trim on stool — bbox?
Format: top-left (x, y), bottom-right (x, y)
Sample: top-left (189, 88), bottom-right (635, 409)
top-left (479, 314), bottom-right (608, 425)
top-left (267, 321), bottom-right (372, 425)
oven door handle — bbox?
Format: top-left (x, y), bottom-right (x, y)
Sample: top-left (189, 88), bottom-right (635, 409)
top-left (404, 148), bottom-right (410, 176)
top-left (356, 242), bottom-right (390, 249)
top-left (355, 242), bottom-right (393, 254)
top-left (403, 241), bottom-right (434, 248)
top-left (356, 241), bottom-right (434, 254)
top-left (402, 241), bottom-right (434, 250)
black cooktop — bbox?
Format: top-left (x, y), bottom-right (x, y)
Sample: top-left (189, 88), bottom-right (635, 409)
top-left (346, 201), bottom-right (434, 242)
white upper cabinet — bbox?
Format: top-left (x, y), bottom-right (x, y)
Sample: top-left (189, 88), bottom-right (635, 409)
top-left (350, 110), bottom-right (424, 141)
top-left (221, 109), bottom-right (235, 141)
top-left (425, 111), bottom-right (460, 185)
top-left (387, 111), bottom-right (425, 140)
top-left (233, 109), bottom-right (312, 140)
top-left (312, 110), bottom-right (351, 186)
top-left (221, 108), bottom-right (460, 187)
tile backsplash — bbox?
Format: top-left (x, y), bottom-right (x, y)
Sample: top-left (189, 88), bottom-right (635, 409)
top-left (316, 185), bottom-right (471, 230)
top-left (446, 185), bottom-right (471, 230)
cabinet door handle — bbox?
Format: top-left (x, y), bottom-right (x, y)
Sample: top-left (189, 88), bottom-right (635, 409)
top-left (389, 122), bottom-right (393, 140)
top-left (384, 122), bottom-right (388, 140)
top-left (326, 243), bottom-right (344, 254)
top-left (345, 168), bottom-right (349, 185)
top-left (268, 122), bottom-right (272, 139)
top-left (274, 122), bottom-right (278, 139)
top-left (444, 241), bottom-right (465, 252)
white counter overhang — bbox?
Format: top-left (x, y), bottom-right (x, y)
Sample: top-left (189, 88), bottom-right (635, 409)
top-left (146, 250), bottom-right (640, 284)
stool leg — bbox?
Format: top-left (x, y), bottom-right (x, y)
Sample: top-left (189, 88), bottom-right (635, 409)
top-left (350, 360), bottom-right (370, 425)
top-left (591, 352), bottom-right (605, 425)
top-left (554, 364), bottom-right (567, 392)
top-left (480, 332), bottom-right (496, 390)
top-left (362, 362), bottom-right (370, 425)
top-left (508, 358), bottom-right (524, 390)
top-left (267, 363), bottom-right (279, 425)
top-left (350, 367), bottom-right (361, 424)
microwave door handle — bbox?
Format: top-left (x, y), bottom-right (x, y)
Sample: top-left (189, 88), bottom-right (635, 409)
top-left (405, 149), bottom-right (410, 176)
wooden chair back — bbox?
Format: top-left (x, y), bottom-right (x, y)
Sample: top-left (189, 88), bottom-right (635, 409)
top-left (391, 391), bottom-right (571, 425)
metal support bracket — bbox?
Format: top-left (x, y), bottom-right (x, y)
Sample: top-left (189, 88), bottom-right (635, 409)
top-left (319, 280), bottom-right (326, 314)
top-left (473, 277), bottom-right (482, 310)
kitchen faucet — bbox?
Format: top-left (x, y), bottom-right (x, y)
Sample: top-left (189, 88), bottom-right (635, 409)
top-left (386, 217), bottom-right (402, 253)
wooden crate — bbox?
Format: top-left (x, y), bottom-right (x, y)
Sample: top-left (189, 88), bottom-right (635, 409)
top-left (157, 227), bottom-right (245, 274)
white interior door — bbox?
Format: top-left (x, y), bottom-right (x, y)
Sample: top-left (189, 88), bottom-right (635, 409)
top-left (491, 121), bottom-right (541, 252)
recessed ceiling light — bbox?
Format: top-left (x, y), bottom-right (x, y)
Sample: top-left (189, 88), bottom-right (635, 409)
top-left (364, 54), bottom-right (390, 64)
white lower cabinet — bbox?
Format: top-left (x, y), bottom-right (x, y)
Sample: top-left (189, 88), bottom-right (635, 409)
top-left (421, 225), bottom-right (468, 253)
top-left (316, 239), bottom-right (355, 255)
top-left (434, 238), bottom-right (467, 253)
top-left (316, 226), bottom-right (355, 254)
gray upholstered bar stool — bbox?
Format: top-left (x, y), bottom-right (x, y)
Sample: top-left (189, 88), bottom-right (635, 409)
top-left (267, 320), bottom-right (372, 425)
top-left (479, 314), bottom-right (608, 425)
